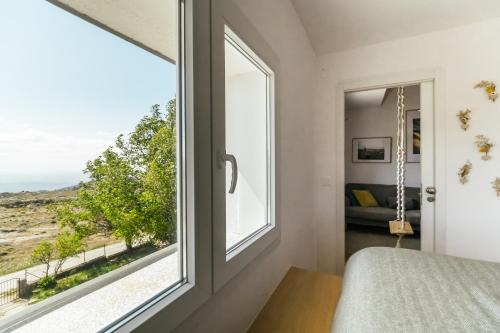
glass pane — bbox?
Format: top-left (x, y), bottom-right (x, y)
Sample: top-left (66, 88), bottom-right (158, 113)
top-left (224, 30), bottom-right (271, 251)
top-left (0, 1), bottom-right (183, 331)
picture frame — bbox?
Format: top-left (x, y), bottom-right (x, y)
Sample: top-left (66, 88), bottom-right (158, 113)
top-left (352, 137), bottom-right (392, 163)
top-left (406, 109), bottom-right (421, 163)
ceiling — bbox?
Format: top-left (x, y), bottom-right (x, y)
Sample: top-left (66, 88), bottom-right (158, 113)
top-left (345, 88), bottom-right (386, 111)
top-left (291, 0), bottom-right (500, 55)
top-left (48, 1), bottom-right (500, 61)
top-left (49, 0), bottom-right (177, 63)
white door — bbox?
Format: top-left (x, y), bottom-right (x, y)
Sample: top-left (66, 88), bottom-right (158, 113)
top-left (419, 81), bottom-right (436, 253)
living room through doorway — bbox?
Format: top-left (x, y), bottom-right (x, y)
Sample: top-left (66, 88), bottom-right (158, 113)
top-left (344, 85), bottom-right (421, 261)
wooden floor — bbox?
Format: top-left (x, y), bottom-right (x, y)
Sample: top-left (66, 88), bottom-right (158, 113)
top-left (346, 225), bottom-right (420, 260)
top-left (248, 267), bottom-right (342, 333)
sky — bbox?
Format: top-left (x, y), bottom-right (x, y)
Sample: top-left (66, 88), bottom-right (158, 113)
top-left (0, 1), bottom-right (176, 192)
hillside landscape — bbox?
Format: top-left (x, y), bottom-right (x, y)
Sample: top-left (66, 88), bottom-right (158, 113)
top-left (0, 187), bottom-right (117, 276)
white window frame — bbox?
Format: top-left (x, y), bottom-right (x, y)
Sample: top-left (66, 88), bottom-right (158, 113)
top-left (0, 1), bottom-right (212, 332)
top-left (114, 0), bottom-right (213, 331)
top-left (223, 25), bottom-right (276, 259)
top-left (211, 0), bottom-right (280, 291)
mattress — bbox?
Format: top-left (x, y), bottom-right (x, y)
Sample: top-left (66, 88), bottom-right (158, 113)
top-left (332, 247), bottom-right (500, 333)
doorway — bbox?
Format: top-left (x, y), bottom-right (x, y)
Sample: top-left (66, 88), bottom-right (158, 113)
top-left (344, 85), bottom-right (421, 260)
top-left (334, 71), bottom-right (446, 274)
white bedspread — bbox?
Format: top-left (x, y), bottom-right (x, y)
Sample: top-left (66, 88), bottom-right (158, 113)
top-left (332, 247), bottom-right (500, 333)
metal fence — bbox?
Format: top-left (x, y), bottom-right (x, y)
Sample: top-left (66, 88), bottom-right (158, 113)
top-left (0, 278), bottom-right (19, 306)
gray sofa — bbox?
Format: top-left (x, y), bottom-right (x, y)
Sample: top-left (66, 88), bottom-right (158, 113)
top-left (345, 183), bottom-right (421, 231)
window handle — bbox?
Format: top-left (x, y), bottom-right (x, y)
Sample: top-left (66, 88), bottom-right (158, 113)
top-left (220, 152), bottom-right (238, 194)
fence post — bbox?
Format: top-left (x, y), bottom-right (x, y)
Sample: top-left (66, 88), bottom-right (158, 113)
top-left (104, 243), bottom-right (106, 257)
top-left (18, 278), bottom-right (30, 299)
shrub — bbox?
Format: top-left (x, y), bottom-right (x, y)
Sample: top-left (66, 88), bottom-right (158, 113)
top-left (37, 276), bottom-right (56, 290)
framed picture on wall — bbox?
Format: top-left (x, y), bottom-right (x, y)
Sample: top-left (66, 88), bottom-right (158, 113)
top-left (406, 109), bottom-right (421, 163)
top-left (352, 137), bottom-right (392, 163)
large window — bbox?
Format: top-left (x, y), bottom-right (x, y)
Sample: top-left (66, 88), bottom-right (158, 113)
top-left (0, 0), bottom-right (277, 330)
top-left (0, 1), bottom-right (193, 331)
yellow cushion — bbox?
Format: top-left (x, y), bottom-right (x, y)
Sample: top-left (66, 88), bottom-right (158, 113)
top-left (352, 190), bottom-right (379, 207)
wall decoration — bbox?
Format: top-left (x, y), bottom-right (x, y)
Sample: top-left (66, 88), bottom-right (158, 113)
top-left (406, 109), bottom-right (420, 163)
top-left (352, 137), bottom-right (392, 163)
top-left (458, 161), bottom-right (472, 184)
top-left (474, 81), bottom-right (497, 102)
top-left (475, 135), bottom-right (494, 160)
top-left (492, 178), bottom-right (500, 197)
top-left (457, 109), bottom-right (471, 131)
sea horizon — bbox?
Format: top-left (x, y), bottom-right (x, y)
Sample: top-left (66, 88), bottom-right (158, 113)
top-left (0, 181), bottom-right (82, 194)
top-left (0, 173), bottom-right (87, 193)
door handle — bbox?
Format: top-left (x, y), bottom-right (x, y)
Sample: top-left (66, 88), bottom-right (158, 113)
top-left (425, 186), bottom-right (436, 202)
top-left (219, 152), bottom-right (238, 194)
top-left (425, 186), bottom-right (436, 195)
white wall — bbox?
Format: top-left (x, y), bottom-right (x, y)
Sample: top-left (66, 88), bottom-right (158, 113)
top-left (346, 86), bottom-right (421, 187)
top-left (314, 17), bottom-right (500, 272)
top-left (175, 0), bottom-right (318, 332)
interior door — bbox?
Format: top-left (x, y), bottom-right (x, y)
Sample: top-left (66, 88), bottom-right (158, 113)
top-left (419, 81), bottom-right (436, 252)
top-left (211, 0), bottom-right (279, 291)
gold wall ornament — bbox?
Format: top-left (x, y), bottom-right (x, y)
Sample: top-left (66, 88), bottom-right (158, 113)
top-left (475, 135), bottom-right (494, 160)
top-left (457, 109), bottom-right (472, 131)
top-left (458, 161), bottom-right (472, 184)
top-left (492, 178), bottom-right (500, 196)
top-left (474, 81), bottom-right (497, 102)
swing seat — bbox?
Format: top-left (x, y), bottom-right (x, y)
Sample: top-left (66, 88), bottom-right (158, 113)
top-left (388, 220), bottom-right (414, 235)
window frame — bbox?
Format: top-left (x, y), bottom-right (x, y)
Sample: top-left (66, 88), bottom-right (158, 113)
top-left (0, 1), bottom-right (212, 332)
top-left (223, 26), bottom-right (276, 258)
top-left (113, 0), bottom-right (213, 331)
top-left (0, 0), bottom-right (282, 329)
top-left (211, 0), bottom-right (280, 291)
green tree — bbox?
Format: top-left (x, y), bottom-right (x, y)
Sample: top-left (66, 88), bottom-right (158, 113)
top-left (140, 100), bottom-right (177, 244)
top-left (53, 231), bottom-right (84, 277)
top-left (31, 241), bottom-right (56, 278)
top-left (82, 148), bottom-right (143, 249)
top-left (54, 101), bottom-right (177, 249)
top-left (31, 232), bottom-right (84, 278)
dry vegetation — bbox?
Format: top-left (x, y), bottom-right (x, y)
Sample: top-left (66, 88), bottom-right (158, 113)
top-left (0, 188), bottom-right (118, 276)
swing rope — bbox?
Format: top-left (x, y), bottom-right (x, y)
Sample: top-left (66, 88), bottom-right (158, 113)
top-left (396, 87), bottom-right (406, 226)
top-left (390, 86), bottom-right (413, 248)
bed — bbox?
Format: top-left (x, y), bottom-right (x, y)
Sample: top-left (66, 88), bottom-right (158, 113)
top-left (332, 247), bottom-right (500, 332)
